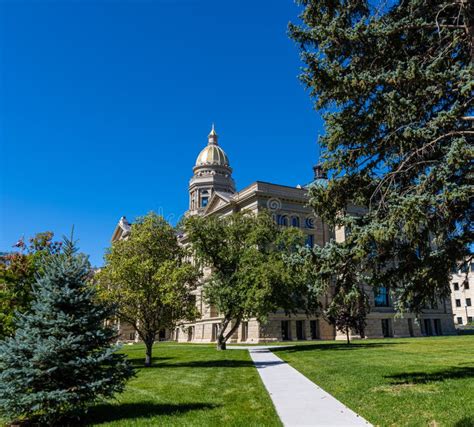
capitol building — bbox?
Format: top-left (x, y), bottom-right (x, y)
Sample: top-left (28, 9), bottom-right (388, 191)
top-left (112, 126), bottom-right (456, 343)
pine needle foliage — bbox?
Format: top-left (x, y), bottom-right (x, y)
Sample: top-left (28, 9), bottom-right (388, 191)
top-left (290, 0), bottom-right (474, 312)
top-left (0, 237), bottom-right (134, 426)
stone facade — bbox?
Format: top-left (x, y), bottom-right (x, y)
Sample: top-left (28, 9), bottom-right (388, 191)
top-left (450, 262), bottom-right (474, 325)
top-left (111, 126), bottom-right (456, 343)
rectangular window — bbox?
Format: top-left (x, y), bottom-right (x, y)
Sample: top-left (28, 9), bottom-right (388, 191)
top-left (453, 282), bottom-right (459, 291)
top-left (201, 197), bottom-right (209, 207)
top-left (211, 324), bottom-right (218, 342)
top-left (374, 287), bottom-right (390, 307)
top-left (467, 298), bottom-right (472, 307)
top-left (408, 318), bottom-right (414, 337)
top-left (423, 319), bottom-right (433, 336)
top-left (241, 322), bottom-right (248, 342)
top-left (465, 282), bottom-right (470, 290)
top-left (296, 320), bottom-right (305, 340)
top-left (381, 319), bottom-right (393, 337)
top-left (281, 321), bottom-right (291, 341)
top-left (468, 317), bottom-right (473, 324)
top-left (305, 234), bottom-right (314, 247)
top-left (457, 317), bottom-right (463, 325)
top-left (455, 299), bottom-right (462, 307)
top-left (310, 320), bottom-right (320, 339)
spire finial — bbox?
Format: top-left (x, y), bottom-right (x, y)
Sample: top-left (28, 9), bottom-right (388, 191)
top-left (208, 123), bottom-right (218, 144)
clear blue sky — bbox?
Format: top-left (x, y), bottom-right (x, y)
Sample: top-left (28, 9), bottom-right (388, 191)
top-left (0, 0), bottom-right (324, 266)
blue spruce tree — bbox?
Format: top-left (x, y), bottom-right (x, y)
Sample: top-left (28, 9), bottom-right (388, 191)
top-left (0, 237), bottom-right (134, 425)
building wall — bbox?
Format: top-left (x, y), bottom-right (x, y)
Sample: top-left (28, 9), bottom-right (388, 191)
top-left (450, 264), bottom-right (474, 325)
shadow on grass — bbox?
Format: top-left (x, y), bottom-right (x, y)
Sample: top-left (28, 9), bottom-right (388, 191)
top-left (129, 356), bottom-right (173, 369)
top-left (386, 366), bottom-right (474, 385)
top-left (454, 416), bottom-right (474, 427)
top-left (132, 359), bottom-right (259, 369)
top-left (86, 402), bottom-right (218, 424)
top-left (272, 341), bottom-right (404, 353)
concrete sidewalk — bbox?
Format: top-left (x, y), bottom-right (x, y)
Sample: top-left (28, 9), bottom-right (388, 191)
top-left (248, 348), bottom-right (372, 427)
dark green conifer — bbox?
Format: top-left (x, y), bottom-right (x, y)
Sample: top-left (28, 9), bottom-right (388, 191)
top-left (0, 238), bottom-right (134, 425)
top-left (290, 0), bottom-right (473, 311)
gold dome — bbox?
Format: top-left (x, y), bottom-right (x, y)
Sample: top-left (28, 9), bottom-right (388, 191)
top-left (195, 125), bottom-right (230, 167)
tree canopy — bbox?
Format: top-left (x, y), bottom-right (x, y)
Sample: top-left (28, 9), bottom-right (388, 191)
top-left (0, 232), bottom-right (62, 338)
top-left (97, 212), bottom-right (200, 366)
top-left (0, 237), bottom-right (133, 425)
top-left (184, 211), bottom-right (314, 349)
top-left (290, 0), bottom-right (473, 312)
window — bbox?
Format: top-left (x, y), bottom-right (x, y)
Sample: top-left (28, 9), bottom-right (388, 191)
top-left (381, 319), bottom-right (393, 337)
top-left (276, 215), bottom-right (289, 226)
top-left (241, 322), bottom-right (248, 342)
top-left (468, 317), bottom-right (473, 324)
top-left (453, 282), bottom-right (459, 291)
top-left (129, 333), bottom-right (135, 341)
top-left (201, 197), bottom-right (209, 207)
top-left (433, 319), bottom-right (442, 336)
top-left (211, 324), bottom-right (218, 342)
top-left (457, 317), bottom-right (463, 325)
top-left (305, 234), bottom-right (314, 247)
top-left (281, 321), bottom-right (291, 341)
top-left (374, 287), bottom-right (390, 307)
top-left (471, 262), bottom-right (474, 272)
top-left (423, 319), bottom-right (433, 336)
top-left (296, 320), bottom-right (305, 340)
top-left (408, 319), bottom-right (414, 337)
top-left (455, 299), bottom-right (461, 307)
top-left (461, 263), bottom-right (469, 273)
top-left (291, 216), bottom-right (300, 228)
top-left (465, 282), bottom-right (470, 290)
top-left (310, 320), bottom-right (320, 339)
top-left (305, 217), bottom-right (315, 229)
top-left (467, 298), bottom-right (472, 307)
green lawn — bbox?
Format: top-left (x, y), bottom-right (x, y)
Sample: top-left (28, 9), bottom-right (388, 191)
top-left (86, 343), bottom-right (281, 427)
top-left (273, 336), bottom-right (474, 427)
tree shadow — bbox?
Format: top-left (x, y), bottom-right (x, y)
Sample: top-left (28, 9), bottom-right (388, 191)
top-left (86, 401), bottom-right (218, 425)
top-left (453, 416), bottom-right (474, 427)
top-left (129, 356), bottom-right (173, 369)
top-left (136, 359), bottom-right (258, 369)
top-left (386, 366), bottom-right (474, 385)
top-left (271, 341), bottom-right (404, 353)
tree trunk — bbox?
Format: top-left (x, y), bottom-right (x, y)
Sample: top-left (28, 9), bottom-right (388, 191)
top-left (217, 334), bottom-right (227, 350)
top-left (144, 338), bottom-right (154, 367)
top-left (216, 317), bottom-right (242, 351)
top-left (346, 328), bottom-right (351, 345)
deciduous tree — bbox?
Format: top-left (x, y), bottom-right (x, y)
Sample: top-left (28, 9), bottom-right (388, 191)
top-left (0, 232), bottom-right (62, 338)
top-left (184, 211), bottom-right (312, 350)
top-left (97, 213), bottom-right (200, 366)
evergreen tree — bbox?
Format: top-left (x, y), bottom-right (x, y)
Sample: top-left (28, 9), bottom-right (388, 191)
top-left (0, 238), bottom-right (134, 426)
top-left (290, 0), bottom-right (473, 312)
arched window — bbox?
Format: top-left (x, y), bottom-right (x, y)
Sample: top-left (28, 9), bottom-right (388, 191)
top-left (277, 215), bottom-right (288, 226)
top-left (291, 216), bottom-right (300, 228)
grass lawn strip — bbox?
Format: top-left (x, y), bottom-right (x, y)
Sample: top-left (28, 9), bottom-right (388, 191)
top-left (273, 336), bottom-right (474, 427)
